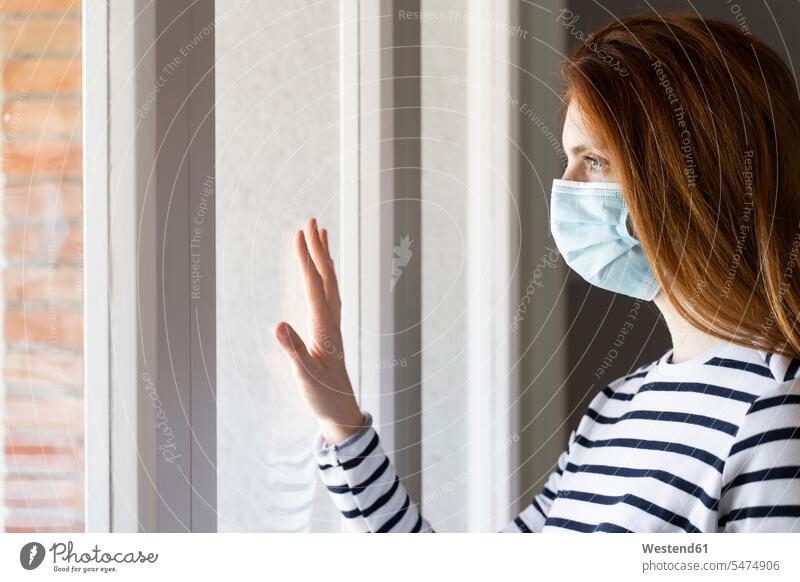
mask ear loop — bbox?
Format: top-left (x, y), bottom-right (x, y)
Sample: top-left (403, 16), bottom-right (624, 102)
top-left (617, 200), bottom-right (662, 300)
top-left (637, 276), bottom-right (662, 302)
top-left (615, 197), bottom-right (641, 247)
top-left (617, 200), bottom-right (661, 301)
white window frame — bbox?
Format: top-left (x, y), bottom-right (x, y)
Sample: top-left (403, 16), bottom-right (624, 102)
top-left (83, 0), bottom-right (111, 533)
top-left (464, 0), bottom-right (522, 531)
top-left (86, 0), bottom-right (217, 532)
top-left (345, 0), bottom-right (424, 503)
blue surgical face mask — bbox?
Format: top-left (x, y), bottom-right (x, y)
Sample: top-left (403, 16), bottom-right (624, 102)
top-left (550, 178), bottom-right (660, 301)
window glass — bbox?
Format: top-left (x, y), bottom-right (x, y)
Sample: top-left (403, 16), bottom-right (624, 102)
top-left (215, 0), bottom-right (341, 532)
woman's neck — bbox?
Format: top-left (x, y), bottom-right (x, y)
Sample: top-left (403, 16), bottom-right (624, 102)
top-left (653, 292), bottom-right (721, 363)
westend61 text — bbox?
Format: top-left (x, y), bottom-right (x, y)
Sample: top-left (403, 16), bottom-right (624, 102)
top-left (642, 543), bottom-right (708, 554)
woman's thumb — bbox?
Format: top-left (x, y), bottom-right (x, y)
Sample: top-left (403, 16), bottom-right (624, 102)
top-left (274, 322), bottom-right (310, 366)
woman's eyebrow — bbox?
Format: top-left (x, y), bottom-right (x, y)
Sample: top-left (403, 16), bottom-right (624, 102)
top-left (568, 143), bottom-right (592, 155)
top-left (568, 143), bottom-right (609, 156)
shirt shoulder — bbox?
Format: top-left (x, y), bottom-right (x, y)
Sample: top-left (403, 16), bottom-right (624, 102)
top-left (736, 353), bottom-right (800, 433)
top-left (759, 351), bottom-right (800, 385)
top-left (725, 350), bottom-right (800, 460)
top-left (586, 357), bottom-right (662, 412)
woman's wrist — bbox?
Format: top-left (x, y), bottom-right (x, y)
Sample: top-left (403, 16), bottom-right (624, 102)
top-left (318, 410), bottom-right (367, 445)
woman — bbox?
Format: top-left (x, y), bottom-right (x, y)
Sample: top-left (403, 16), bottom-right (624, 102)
top-left (274, 15), bottom-right (800, 532)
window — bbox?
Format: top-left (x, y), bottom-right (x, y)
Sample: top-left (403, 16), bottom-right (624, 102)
top-left (93, 0), bottom-right (568, 533)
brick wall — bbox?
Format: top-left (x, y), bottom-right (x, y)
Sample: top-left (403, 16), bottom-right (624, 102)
top-left (0, 0), bottom-right (83, 533)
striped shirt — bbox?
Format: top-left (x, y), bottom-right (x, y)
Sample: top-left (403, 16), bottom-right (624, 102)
top-left (314, 341), bottom-right (800, 532)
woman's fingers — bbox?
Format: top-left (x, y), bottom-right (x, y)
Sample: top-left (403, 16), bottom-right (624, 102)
top-left (320, 228), bottom-right (330, 255)
top-left (320, 228), bottom-right (339, 281)
top-left (295, 229), bottom-right (327, 313)
top-left (274, 321), bottom-right (312, 371)
top-left (305, 218), bottom-right (333, 278)
top-left (304, 219), bottom-right (341, 312)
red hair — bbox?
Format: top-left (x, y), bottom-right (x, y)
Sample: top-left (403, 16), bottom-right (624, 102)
top-left (563, 14), bottom-right (800, 357)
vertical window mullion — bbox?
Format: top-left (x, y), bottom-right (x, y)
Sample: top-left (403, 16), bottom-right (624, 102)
top-left (357, 0), bottom-right (423, 503)
top-left (108, 0), bottom-right (217, 532)
top-left (83, 0), bottom-right (111, 533)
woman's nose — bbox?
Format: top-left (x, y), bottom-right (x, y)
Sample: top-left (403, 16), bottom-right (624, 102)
top-left (560, 164), bottom-right (581, 182)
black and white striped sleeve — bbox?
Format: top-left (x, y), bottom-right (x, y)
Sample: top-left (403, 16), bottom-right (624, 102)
top-left (315, 413), bottom-right (433, 533)
top-left (316, 415), bottom-right (575, 533)
top-left (501, 430), bottom-right (575, 532)
top-left (718, 381), bottom-right (800, 532)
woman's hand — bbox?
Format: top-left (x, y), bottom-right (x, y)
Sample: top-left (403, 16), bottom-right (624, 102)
top-left (274, 218), bottom-right (365, 445)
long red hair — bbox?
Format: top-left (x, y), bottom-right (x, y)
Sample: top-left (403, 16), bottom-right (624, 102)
top-left (563, 14), bottom-right (800, 358)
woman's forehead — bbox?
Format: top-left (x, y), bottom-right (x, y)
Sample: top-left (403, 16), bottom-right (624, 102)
top-left (562, 103), bottom-right (608, 153)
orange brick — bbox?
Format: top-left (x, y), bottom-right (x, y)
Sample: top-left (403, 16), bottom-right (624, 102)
top-left (4, 394), bottom-right (83, 433)
top-left (3, 18), bottom-right (81, 54)
top-left (3, 453), bottom-right (83, 473)
top-left (4, 223), bottom-right (83, 263)
top-left (2, 141), bottom-right (81, 177)
top-left (3, 182), bottom-right (82, 219)
top-left (5, 309), bottom-right (83, 347)
top-left (4, 476), bottom-right (83, 510)
top-left (4, 350), bottom-right (83, 389)
top-left (5, 431), bottom-right (82, 459)
top-left (4, 98), bottom-right (81, 136)
top-left (0, 0), bottom-right (80, 12)
top-left (2, 58), bottom-right (81, 93)
top-left (4, 265), bottom-right (82, 303)
top-left (6, 520), bottom-right (84, 533)
top-left (3, 449), bottom-right (83, 475)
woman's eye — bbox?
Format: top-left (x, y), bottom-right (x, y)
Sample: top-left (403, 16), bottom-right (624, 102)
top-left (582, 155), bottom-right (604, 172)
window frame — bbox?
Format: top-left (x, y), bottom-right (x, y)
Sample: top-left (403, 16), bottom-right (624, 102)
top-left (83, 0), bottom-right (111, 533)
top-left (350, 0), bottom-right (424, 503)
top-left (88, 0), bottom-right (218, 532)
